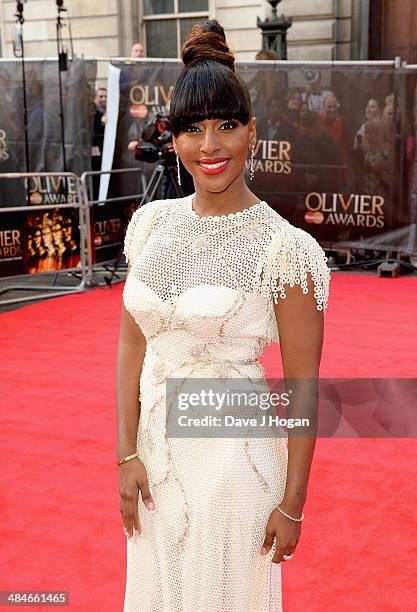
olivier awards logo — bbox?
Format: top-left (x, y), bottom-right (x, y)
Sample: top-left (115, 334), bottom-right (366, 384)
top-left (0, 228), bottom-right (21, 259)
top-left (129, 84), bottom-right (174, 119)
top-left (247, 139), bottom-right (292, 176)
top-left (304, 193), bottom-right (385, 228)
top-left (0, 128), bottom-right (10, 162)
top-left (25, 175), bottom-right (79, 206)
top-left (94, 217), bottom-right (123, 247)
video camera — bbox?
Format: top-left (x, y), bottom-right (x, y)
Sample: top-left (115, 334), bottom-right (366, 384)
top-left (133, 112), bottom-right (175, 165)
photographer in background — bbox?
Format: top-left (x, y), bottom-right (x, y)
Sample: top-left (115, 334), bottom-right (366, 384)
top-left (128, 112), bottom-right (194, 199)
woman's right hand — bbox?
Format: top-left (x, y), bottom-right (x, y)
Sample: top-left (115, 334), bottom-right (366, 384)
top-left (118, 457), bottom-right (156, 538)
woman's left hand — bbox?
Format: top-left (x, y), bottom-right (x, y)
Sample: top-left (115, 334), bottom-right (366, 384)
top-left (260, 508), bottom-right (302, 563)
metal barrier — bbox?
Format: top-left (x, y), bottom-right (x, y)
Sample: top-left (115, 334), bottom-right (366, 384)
top-left (0, 172), bottom-right (87, 306)
top-left (80, 166), bottom-right (164, 287)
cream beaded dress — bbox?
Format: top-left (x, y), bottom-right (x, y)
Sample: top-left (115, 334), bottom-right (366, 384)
top-left (122, 193), bottom-right (330, 612)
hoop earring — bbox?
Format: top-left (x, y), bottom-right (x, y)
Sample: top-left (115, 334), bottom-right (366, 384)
top-left (175, 150), bottom-right (182, 186)
top-left (249, 144), bottom-right (255, 181)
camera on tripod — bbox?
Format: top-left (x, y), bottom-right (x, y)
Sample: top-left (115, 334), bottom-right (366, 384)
top-left (129, 110), bottom-right (194, 200)
top-left (133, 113), bottom-right (175, 164)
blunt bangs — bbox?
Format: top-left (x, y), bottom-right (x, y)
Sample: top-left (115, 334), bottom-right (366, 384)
top-left (169, 60), bottom-right (251, 137)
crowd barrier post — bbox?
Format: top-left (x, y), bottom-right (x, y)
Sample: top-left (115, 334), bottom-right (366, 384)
top-left (0, 172), bottom-right (88, 306)
top-left (80, 167), bottom-right (153, 288)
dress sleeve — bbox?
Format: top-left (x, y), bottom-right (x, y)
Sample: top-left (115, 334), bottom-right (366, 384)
top-left (123, 201), bottom-right (161, 266)
top-left (260, 225), bottom-right (331, 312)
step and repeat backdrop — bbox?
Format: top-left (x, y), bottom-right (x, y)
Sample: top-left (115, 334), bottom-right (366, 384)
top-left (104, 60), bottom-right (417, 253)
top-left (1, 57), bottom-right (417, 278)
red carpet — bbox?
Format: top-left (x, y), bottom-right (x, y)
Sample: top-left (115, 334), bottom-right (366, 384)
top-left (1, 272), bottom-right (417, 611)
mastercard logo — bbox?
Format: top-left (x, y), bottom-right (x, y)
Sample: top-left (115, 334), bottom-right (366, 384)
top-left (30, 192), bottom-right (43, 205)
top-left (130, 105), bottom-right (148, 119)
top-left (304, 211), bottom-right (324, 224)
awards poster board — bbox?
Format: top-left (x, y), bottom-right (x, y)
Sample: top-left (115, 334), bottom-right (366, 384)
top-left (0, 58), bottom-right (96, 277)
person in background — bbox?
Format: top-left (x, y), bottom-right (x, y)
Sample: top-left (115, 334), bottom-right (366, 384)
top-left (119, 42), bottom-right (146, 97)
top-left (385, 93), bottom-right (394, 107)
top-left (382, 103), bottom-right (395, 150)
top-left (255, 49), bottom-right (278, 60)
top-left (361, 116), bottom-right (391, 259)
top-left (302, 70), bottom-right (334, 113)
top-left (93, 87), bottom-right (107, 143)
top-left (293, 110), bottom-right (342, 193)
top-left (284, 88), bottom-right (303, 130)
top-left (362, 117), bottom-right (391, 198)
top-left (94, 88), bottom-right (107, 114)
top-left (320, 94), bottom-right (345, 148)
top-left (131, 42), bottom-right (145, 58)
top-left (92, 87), bottom-right (107, 199)
top-left (354, 98), bottom-right (381, 151)
top-left (257, 96), bottom-right (298, 142)
top-left (254, 49), bottom-right (280, 122)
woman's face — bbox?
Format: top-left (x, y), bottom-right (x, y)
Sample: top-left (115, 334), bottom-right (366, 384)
top-left (366, 99), bottom-right (380, 119)
top-left (173, 117), bottom-right (256, 193)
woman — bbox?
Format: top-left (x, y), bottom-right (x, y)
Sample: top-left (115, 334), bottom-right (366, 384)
top-left (116, 20), bottom-right (330, 612)
top-left (353, 97), bottom-right (381, 151)
top-left (362, 116), bottom-right (391, 198)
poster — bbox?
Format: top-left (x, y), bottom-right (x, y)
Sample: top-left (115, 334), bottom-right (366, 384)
top-left (0, 58), bottom-right (96, 277)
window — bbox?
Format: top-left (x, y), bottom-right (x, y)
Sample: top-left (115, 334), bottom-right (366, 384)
top-left (143, 0), bottom-right (209, 58)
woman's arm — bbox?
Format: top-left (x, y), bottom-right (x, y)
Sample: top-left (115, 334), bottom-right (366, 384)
top-left (115, 272), bottom-right (146, 460)
top-left (261, 272), bottom-right (324, 564)
top-left (116, 264), bottom-right (156, 538)
top-left (274, 272), bottom-right (324, 516)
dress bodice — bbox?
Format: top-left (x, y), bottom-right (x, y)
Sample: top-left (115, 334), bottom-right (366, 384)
top-left (123, 193), bottom-right (330, 379)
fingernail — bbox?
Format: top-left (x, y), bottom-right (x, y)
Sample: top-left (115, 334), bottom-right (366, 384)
top-left (261, 547), bottom-right (267, 555)
top-left (147, 501), bottom-right (156, 513)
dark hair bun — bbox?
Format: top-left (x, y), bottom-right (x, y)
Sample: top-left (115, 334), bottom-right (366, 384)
top-left (181, 19), bottom-right (235, 72)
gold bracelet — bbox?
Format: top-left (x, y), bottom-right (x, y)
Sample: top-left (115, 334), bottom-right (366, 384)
top-left (117, 452), bottom-right (139, 466)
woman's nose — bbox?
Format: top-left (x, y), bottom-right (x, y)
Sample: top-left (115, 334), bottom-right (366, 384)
top-left (200, 129), bottom-right (221, 154)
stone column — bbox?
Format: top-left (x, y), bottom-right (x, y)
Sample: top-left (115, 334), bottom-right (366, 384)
top-left (118, 0), bottom-right (140, 57)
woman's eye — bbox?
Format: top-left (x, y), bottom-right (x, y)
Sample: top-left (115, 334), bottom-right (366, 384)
top-left (184, 125), bottom-right (200, 133)
top-left (220, 121), bottom-right (237, 130)
top-left (182, 121), bottom-right (237, 133)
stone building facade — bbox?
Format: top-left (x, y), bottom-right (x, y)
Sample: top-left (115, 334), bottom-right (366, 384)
top-left (0, 0), bottom-right (369, 64)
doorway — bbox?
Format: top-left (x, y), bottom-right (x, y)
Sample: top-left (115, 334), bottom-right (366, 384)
top-left (369, 0), bottom-right (417, 62)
